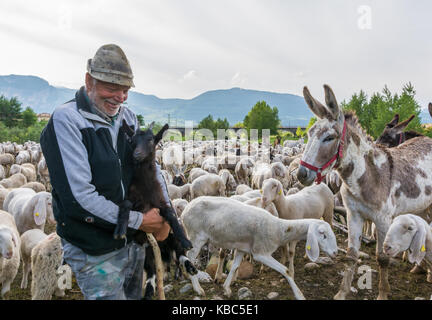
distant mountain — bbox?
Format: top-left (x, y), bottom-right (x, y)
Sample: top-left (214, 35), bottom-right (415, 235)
top-left (0, 74), bottom-right (312, 126)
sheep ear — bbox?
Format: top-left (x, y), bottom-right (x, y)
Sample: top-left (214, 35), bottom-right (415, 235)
top-left (33, 195), bottom-right (47, 226)
top-left (306, 223), bottom-right (320, 262)
top-left (11, 230), bottom-right (18, 248)
top-left (408, 216), bottom-right (427, 265)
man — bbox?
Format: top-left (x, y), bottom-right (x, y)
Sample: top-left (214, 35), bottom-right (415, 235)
top-left (40, 44), bottom-right (171, 300)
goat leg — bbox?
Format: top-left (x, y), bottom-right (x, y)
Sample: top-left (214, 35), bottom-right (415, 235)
top-left (160, 206), bottom-right (193, 251)
top-left (146, 232), bottom-right (166, 300)
top-left (114, 200), bottom-right (133, 239)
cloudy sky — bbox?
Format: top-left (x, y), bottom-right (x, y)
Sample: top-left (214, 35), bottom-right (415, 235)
top-left (0, 0), bottom-right (430, 108)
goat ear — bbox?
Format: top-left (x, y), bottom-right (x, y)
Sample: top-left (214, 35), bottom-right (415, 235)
top-left (303, 86), bottom-right (330, 120)
top-left (122, 119), bottom-right (135, 137)
top-left (306, 223), bottom-right (320, 262)
top-left (394, 115), bottom-right (415, 133)
top-left (154, 124), bottom-right (169, 144)
top-left (148, 121), bottom-right (155, 131)
top-left (387, 114), bottom-right (400, 127)
top-left (408, 216), bottom-right (427, 265)
top-left (429, 103), bottom-right (432, 118)
top-left (33, 195), bottom-right (47, 226)
top-left (11, 230), bottom-right (18, 248)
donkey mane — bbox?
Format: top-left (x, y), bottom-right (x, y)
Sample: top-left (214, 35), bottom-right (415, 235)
top-left (342, 110), bottom-right (374, 144)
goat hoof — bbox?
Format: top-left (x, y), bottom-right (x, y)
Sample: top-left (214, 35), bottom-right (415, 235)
top-left (410, 265), bottom-right (426, 274)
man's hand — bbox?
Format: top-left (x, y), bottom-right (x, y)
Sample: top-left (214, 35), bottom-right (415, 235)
top-left (139, 208), bottom-right (171, 241)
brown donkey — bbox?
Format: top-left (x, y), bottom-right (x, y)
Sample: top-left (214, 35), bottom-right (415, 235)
top-left (297, 85), bottom-right (432, 300)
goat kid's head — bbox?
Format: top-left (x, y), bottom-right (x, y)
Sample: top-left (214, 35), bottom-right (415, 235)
top-left (297, 85), bottom-right (345, 186)
top-left (375, 114), bottom-right (415, 148)
top-left (305, 220), bottom-right (338, 262)
top-left (123, 120), bottom-right (169, 163)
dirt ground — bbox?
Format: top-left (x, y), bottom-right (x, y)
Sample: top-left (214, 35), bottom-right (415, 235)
top-left (7, 224), bottom-right (432, 301)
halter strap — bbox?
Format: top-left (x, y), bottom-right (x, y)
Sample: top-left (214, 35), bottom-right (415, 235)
top-left (300, 121), bottom-right (347, 184)
top-left (398, 132), bottom-right (405, 145)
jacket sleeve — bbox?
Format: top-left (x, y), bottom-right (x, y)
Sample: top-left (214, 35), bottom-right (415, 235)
top-left (155, 161), bottom-right (172, 207)
top-left (50, 109), bottom-right (143, 230)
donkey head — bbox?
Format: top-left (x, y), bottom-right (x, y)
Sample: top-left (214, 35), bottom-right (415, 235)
top-left (297, 85), bottom-right (345, 186)
top-left (123, 120), bottom-right (169, 162)
top-left (375, 114), bottom-right (415, 148)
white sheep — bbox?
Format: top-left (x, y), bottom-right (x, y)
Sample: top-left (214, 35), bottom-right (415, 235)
top-left (244, 196), bottom-right (279, 217)
top-left (261, 178), bottom-right (334, 278)
top-left (235, 184), bottom-right (252, 195)
top-left (9, 163), bottom-right (37, 182)
top-left (31, 232), bottom-right (66, 300)
top-left (190, 173), bottom-right (226, 199)
top-left (172, 198), bottom-right (189, 217)
top-left (0, 153), bottom-right (14, 167)
top-left (234, 157), bottom-right (255, 185)
top-left (182, 196), bottom-right (338, 299)
top-left (251, 161), bottom-right (272, 190)
top-left (167, 183), bottom-right (191, 201)
top-left (0, 173), bottom-right (27, 189)
top-left (37, 157), bottom-right (51, 191)
top-left (15, 150), bottom-right (31, 165)
top-left (0, 210), bottom-right (21, 297)
top-left (218, 169), bottom-right (237, 193)
top-left (3, 188), bottom-right (55, 235)
top-left (384, 214), bottom-right (432, 282)
top-left (187, 167), bottom-right (207, 183)
top-left (0, 165), bottom-right (5, 180)
top-left (20, 229), bottom-right (48, 289)
top-left (21, 182), bottom-right (47, 193)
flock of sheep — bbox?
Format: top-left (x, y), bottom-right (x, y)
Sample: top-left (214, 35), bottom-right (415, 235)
top-left (0, 126), bottom-right (430, 300)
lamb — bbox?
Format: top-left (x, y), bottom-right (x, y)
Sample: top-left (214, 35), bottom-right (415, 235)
top-left (3, 188), bottom-right (55, 235)
top-left (20, 229), bottom-right (48, 289)
top-left (31, 232), bottom-right (66, 299)
top-left (0, 210), bottom-right (21, 297)
top-left (0, 153), bottom-right (14, 167)
top-left (21, 182), bottom-right (47, 193)
top-left (181, 196), bottom-right (338, 299)
top-left (190, 173), bottom-right (226, 199)
top-left (0, 165), bottom-right (5, 180)
top-left (234, 157), bottom-right (255, 185)
top-left (9, 163), bottom-right (37, 182)
top-left (235, 184), bottom-right (252, 195)
top-left (251, 161), bottom-right (272, 189)
top-left (244, 197), bottom-right (279, 217)
top-left (384, 214), bottom-right (432, 283)
top-left (172, 198), bottom-right (189, 217)
top-left (218, 169), bottom-right (237, 193)
top-left (188, 167), bottom-right (208, 183)
top-left (167, 183), bottom-right (191, 201)
top-left (0, 173), bottom-right (27, 189)
top-left (261, 178), bottom-right (334, 278)
top-left (15, 150), bottom-right (31, 165)
top-left (113, 121), bottom-right (196, 300)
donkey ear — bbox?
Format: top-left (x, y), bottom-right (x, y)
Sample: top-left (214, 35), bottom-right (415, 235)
top-left (306, 223), bottom-right (320, 262)
top-left (387, 114), bottom-right (400, 127)
top-left (393, 115), bottom-right (415, 134)
top-left (408, 216), bottom-right (427, 265)
top-left (154, 123), bottom-right (169, 144)
top-left (303, 86), bottom-right (330, 120)
top-left (323, 84), bottom-right (341, 121)
top-left (429, 103), bottom-right (432, 118)
top-left (122, 119), bottom-right (135, 137)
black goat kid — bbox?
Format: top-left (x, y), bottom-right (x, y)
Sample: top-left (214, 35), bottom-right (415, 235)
top-left (114, 120), bottom-right (196, 299)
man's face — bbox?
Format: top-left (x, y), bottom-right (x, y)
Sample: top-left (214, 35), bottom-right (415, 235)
top-left (86, 73), bottom-right (130, 116)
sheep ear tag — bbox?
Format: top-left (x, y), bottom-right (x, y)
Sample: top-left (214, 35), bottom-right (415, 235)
top-left (421, 245), bottom-right (426, 252)
top-left (278, 189), bottom-right (282, 195)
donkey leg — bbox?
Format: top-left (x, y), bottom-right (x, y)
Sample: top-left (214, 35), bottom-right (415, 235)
top-left (334, 211), bottom-right (363, 300)
top-left (375, 225), bottom-right (391, 300)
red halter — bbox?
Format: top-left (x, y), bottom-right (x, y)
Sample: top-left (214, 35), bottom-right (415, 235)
top-left (300, 121), bottom-right (347, 184)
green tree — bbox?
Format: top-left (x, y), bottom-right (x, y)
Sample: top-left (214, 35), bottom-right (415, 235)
top-left (341, 83), bottom-right (423, 139)
top-left (21, 107), bottom-right (37, 128)
top-left (136, 114), bottom-right (145, 127)
top-left (197, 115), bottom-right (230, 136)
top-left (243, 101), bottom-right (280, 138)
top-left (0, 95), bottom-right (22, 127)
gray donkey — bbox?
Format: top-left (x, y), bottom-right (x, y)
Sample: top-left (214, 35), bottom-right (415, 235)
top-left (296, 85), bottom-right (432, 300)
